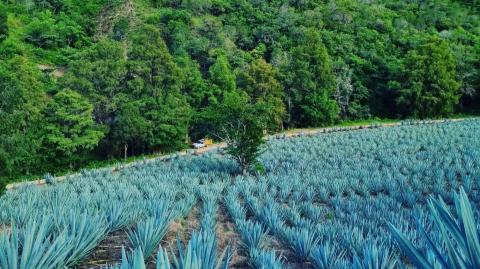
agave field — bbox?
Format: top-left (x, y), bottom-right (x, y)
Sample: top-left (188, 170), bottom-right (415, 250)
top-left (1, 119), bottom-right (480, 269)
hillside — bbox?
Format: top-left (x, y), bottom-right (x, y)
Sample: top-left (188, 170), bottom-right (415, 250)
top-left (0, 0), bottom-right (479, 179)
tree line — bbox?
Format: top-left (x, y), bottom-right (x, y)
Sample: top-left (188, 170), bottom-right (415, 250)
top-left (0, 0), bottom-right (479, 179)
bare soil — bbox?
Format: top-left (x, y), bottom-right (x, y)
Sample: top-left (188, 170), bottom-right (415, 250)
top-left (74, 230), bottom-right (130, 269)
top-left (95, 0), bottom-right (135, 40)
top-left (139, 205), bottom-right (202, 268)
top-left (216, 203), bottom-right (249, 269)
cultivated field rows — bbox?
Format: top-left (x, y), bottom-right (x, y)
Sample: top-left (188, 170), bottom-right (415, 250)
top-left (5, 117), bottom-right (470, 191)
top-left (0, 118), bottom-right (479, 268)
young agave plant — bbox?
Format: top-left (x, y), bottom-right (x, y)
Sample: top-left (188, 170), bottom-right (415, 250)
top-left (286, 228), bottom-right (320, 259)
top-left (157, 231), bottom-right (233, 269)
top-left (249, 247), bottom-right (287, 269)
top-left (104, 202), bottom-right (136, 232)
top-left (63, 213), bottom-right (110, 266)
top-left (389, 187), bottom-right (480, 269)
top-left (352, 242), bottom-right (398, 269)
top-left (0, 218), bottom-right (72, 269)
top-left (43, 173), bottom-right (55, 185)
top-left (311, 241), bottom-right (346, 269)
top-left (128, 214), bottom-right (171, 259)
top-left (107, 247), bottom-right (146, 269)
top-left (238, 220), bottom-right (269, 250)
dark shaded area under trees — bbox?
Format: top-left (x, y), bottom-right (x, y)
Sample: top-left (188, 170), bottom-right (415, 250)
top-left (0, 0), bottom-right (479, 179)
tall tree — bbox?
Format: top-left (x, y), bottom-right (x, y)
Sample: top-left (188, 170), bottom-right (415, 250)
top-left (285, 28), bottom-right (339, 127)
top-left (127, 25), bottom-right (191, 152)
top-left (111, 99), bottom-right (150, 159)
top-left (396, 37), bottom-right (461, 117)
top-left (202, 90), bottom-right (268, 176)
top-left (61, 39), bottom-right (128, 125)
top-left (43, 89), bottom-right (104, 167)
top-left (0, 57), bottom-right (46, 178)
top-left (237, 58), bottom-right (285, 131)
top-left (176, 54), bottom-right (210, 110)
top-left (208, 53), bottom-right (236, 102)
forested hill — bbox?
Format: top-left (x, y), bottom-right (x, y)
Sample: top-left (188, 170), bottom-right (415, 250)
top-left (0, 0), bottom-right (479, 179)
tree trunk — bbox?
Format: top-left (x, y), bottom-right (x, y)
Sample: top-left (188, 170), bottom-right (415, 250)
top-left (124, 143), bottom-right (128, 161)
top-left (242, 164), bottom-right (248, 176)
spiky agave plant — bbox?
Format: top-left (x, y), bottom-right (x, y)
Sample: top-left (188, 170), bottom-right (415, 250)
top-left (156, 231), bottom-right (233, 269)
top-left (128, 214), bottom-right (171, 259)
top-left (352, 242), bottom-right (398, 269)
top-left (257, 204), bottom-right (286, 237)
top-left (389, 187), bottom-right (480, 269)
top-left (238, 220), bottom-right (269, 250)
top-left (311, 241), bottom-right (347, 269)
top-left (61, 212), bottom-right (110, 266)
top-left (104, 202), bottom-right (137, 232)
top-left (0, 217), bottom-right (72, 269)
top-left (285, 227), bottom-right (320, 259)
top-left (248, 248), bottom-right (287, 269)
top-left (107, 247), bottom-right (146, 269)
top-left (199, 198), bottom-right (218, 232)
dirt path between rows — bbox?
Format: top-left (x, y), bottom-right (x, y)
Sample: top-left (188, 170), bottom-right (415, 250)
top-left (216, 204), bottom-right (249, 269)
top-left (75, 230), bottom-right (130, 269)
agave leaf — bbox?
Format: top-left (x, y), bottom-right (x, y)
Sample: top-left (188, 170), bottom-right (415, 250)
top-left (417, 221), bottom-right (449, 269)
top-left (215, 245), bottom-right (233, 269)
top-left (120, 247), bottom-right (130, 269)
top-left (457, 188), bottom-right (480, 268)
top-left (391, 187), bottom-right (480, 269)
top-left (428, 198), bottom-right (466, 250)
top-left (156, 247), bottom-right (172, 269)
top-left (388, 223), bottom-right (434, 269)
top-left (132, 248), bottom-right (146, 269)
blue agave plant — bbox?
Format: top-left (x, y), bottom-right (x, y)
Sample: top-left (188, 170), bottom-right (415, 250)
top-left (128, 214), bottom-right (171, 259)
top-left (156, 231), bottom-right (233, 269)
top-left (59, 212), bottom-right (109, 266)
top-left (389, 187), bottom-right (480, 269)
top-left (0, 218), bottom-right (71, 269)
top-left (248, 247), bottom-right (288, 269)
top-left (352, 242), bottom-right (398, 269)
top-left (238, 220), bottom-right (269, 250)
top-left (285, 227), bottom-right (320, 259)
top-left (107, 247), bottom-right (146, 269)
top-left (311, 241), bottom-right (347, 269)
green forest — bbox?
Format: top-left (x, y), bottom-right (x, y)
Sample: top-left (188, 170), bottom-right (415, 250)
top-left (0, 0), bottom-right (479, 180)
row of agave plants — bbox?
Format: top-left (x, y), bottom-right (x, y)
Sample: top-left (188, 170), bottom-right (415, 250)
top-left (0, 118), bottom-right (479, 268)
top-left (225, 179), bottom-right (480, 269)
top-left (244, 118), bottom-right (480, 268)
top-left (109, 182), bottom-right (234, 269)
top-left (0, 153), bottom-right (231, 269)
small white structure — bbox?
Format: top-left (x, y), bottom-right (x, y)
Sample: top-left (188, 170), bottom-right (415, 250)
top-left (192, 139), bottom-right (206, 149)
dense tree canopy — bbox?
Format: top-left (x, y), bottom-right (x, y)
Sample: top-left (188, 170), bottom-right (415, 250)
top-left (396, 38), bottom-right (461, 117)
top-left (0, 0), bottom-right (479, 179)
top-left (237, 58), bottom-right (285, 130)
top-left (285, 29), bottom-right (339, 127)
top-left (43, 89), bottom-right (104, 166)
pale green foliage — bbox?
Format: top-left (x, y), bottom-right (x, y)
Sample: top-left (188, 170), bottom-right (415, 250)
top-left (396, 37), bottom-right (461, 117)
top-left (44, 89), bottom-right (104, 158)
